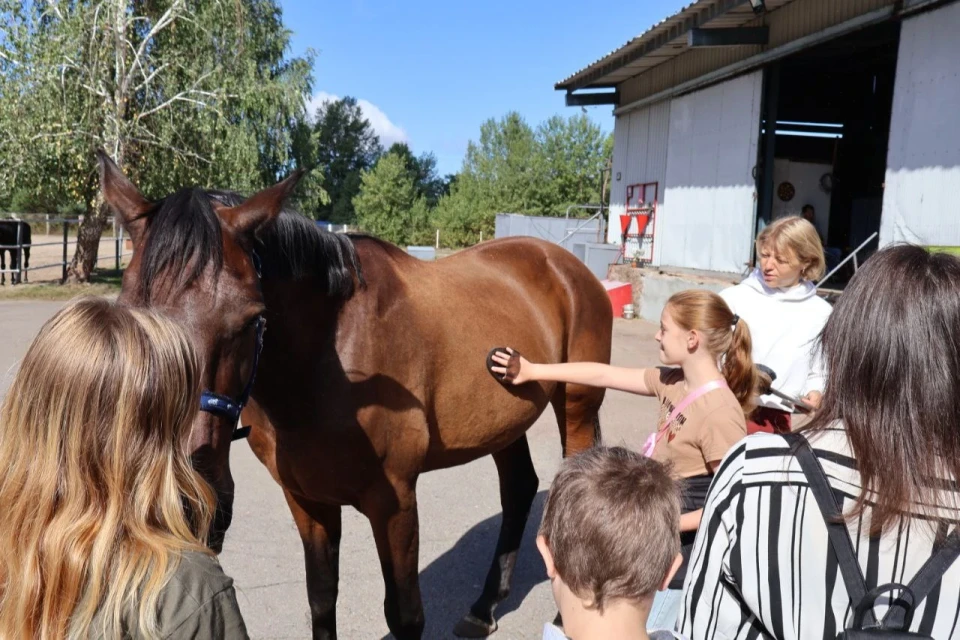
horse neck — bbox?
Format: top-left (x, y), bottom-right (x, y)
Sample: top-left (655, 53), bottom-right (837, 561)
top-left (263, 275), bottom-right (342, 351)
top-left (252, 236), bottom-right (391, 416)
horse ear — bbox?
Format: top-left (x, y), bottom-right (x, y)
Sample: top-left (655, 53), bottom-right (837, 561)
top-left (97, 149), bottom-right (151, 244)
top-left (221, 170), bottom-right (305, 235)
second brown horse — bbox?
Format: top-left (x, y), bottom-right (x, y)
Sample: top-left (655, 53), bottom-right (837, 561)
top-left (101, 154), bottom-right (612, 639)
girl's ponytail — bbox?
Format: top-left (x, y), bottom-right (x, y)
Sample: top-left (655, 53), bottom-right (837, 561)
top-left (665, 290), bottom-right (761, 415)
top-left (723, 316), bottom-right (759, 414)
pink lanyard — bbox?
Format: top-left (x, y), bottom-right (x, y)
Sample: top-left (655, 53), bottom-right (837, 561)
top-left (642, 378), bottom-right (729, 457)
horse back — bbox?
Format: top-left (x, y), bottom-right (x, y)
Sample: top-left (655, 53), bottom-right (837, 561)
top-left (334, 237), bottom-right (612, 467)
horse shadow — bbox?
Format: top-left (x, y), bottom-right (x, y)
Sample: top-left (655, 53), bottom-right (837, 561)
top-left (382, 491), bottom-right (550, 639)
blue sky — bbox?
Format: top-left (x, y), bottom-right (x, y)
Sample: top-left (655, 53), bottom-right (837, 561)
top-left (279, 0), bottom-right (680, 176)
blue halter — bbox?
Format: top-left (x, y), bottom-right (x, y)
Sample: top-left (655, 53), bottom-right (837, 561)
top-left (198, 251), bottom-right (265, 441)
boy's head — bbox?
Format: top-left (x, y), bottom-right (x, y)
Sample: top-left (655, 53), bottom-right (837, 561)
top-left (536, 446), bottom-right (681, 614)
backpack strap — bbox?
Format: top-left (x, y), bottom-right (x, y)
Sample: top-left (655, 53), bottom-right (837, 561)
top-left (881, 527), bottom-right (960, 629)
top-left (783, 432), bottom-right (877, 627)
top-left (786, 432), bottom-right (960, 632)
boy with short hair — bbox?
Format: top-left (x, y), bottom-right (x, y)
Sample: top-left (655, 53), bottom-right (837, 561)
top-left (537, 446), bottom-right (686, 640)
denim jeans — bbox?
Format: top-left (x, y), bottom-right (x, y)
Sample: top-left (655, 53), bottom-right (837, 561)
top-left (647, 588), bottom-right (683, 631)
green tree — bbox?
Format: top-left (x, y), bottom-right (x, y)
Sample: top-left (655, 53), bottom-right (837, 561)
top-left (384, 142), bottom-right (448, 207)
top-left (353, 151), bottom-right (430, 246)
top-left (432, 112), bottom-right (613, 247)
top-left (0, 0), bottom-right (314, 281)
top-left (537, 113), bottom-right (612, 211)
top-left (466, 112), bottom-right (546, 214)
top-left (432, 172), bottom-right (495, 248)
top-left (288, 113), bottom-right (331, 215)
top-left (310, 96), bottom-right (382, 223)
top-left (432, 112), bottom-right (543, 247)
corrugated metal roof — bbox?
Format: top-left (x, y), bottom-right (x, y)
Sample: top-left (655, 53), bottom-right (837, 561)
top-left (556, 0), bottom-right (711, 89)
top-left (556, 0), bottom-right (796, 92)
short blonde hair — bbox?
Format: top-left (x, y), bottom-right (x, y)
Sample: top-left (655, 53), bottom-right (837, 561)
top-left (756, 216), bottom-right (826, 281)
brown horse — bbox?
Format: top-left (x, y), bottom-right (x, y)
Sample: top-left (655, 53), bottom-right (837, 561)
top-left (100, 152), bottom-right (612, 639)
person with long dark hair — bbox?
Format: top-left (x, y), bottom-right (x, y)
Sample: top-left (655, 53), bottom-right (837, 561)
top-left (681, 245), bottom-right (960, 639)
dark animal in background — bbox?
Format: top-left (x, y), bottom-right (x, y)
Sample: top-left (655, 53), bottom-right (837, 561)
top-left (0, 220), bottom-right (31, 285)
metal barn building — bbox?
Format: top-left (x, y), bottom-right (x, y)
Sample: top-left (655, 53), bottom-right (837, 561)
top-left (558, 0), bottom-right (960, 275)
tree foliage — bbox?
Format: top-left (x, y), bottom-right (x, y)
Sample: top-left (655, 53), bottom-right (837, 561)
top-left (303, 96), bottom-right (382, 223)
top-left (0, 0), bottom-right (314, 280)
top-left (2, 1), bottom-right (615, 267)
top-left (353, 150), bottom-right (431, 247)
top-left (383, 142), bottom-right (448, 207)
top-left (431, 112), bottom-right (611, 247)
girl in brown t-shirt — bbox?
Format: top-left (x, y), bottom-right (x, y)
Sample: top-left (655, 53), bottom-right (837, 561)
top-left (491, 289), bottom-right (758, 630)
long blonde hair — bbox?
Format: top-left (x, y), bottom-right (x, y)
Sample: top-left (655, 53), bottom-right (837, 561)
top-left (666, 290), bottom-right (759, 414)
top-left (0, 298), bottom-right (216, 639)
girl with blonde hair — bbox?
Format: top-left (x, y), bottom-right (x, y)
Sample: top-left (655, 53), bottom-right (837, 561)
top-left (0, 298), bottom-right (248, 639)
top-left (490, 289), bottom-right (756, 631)
top-left (720, 215), bottom-right (832, 434)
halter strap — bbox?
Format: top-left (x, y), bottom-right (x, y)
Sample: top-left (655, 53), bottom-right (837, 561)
top-left (199, 315), bottom-right (265, 439)
top-left (198, 249), bottom-right (265, 440)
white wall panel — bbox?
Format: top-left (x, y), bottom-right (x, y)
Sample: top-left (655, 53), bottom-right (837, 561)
top-left (882, 2), bottom-right (960, 247)
top-left (660, 71), bottom-right (763, 272)
top-left (607, 114), bottom-right (631, 243)
top-left (606, 101), bottom-right (671, 261)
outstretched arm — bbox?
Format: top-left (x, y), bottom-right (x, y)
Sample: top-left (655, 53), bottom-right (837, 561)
top-left (490, 348), bottom-right (656, 396)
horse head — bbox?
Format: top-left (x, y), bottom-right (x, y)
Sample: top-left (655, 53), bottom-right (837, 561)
top-left (99, 151), bottom-right (302, 551)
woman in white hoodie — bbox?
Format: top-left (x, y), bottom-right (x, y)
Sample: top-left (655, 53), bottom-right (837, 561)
top-left (719, 216), bottom-right (831, 434)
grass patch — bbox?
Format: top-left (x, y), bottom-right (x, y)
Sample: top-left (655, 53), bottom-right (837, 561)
top-left (0, 269), bottom-right (123, 301)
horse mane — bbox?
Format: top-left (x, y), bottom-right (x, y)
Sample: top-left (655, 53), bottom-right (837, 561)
top-left (135, 188), bottom-right (363, 302)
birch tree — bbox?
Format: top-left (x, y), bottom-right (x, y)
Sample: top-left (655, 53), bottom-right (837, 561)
top-left (0, 0), bottom-right (314, 281)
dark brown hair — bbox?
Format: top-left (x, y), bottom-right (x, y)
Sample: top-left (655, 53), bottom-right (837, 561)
top-left (538, 447), bottom-right (680, 611)
top-left (805, 245), bottom-right (960, 535)
top-left (667, 290), bottom-right (759, 414)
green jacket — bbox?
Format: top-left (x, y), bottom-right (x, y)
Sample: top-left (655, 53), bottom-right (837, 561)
top-left (92, 551), bottom-right (249, 639)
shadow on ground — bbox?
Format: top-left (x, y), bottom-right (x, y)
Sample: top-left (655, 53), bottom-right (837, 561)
top-left (383, 491), bottom-right (549, 639)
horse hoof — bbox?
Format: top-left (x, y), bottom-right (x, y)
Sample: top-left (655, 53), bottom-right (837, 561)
top-left (453, 613), bottom-right (497, 638)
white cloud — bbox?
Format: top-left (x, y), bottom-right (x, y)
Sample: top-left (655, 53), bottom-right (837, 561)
top-left (306, 91), bottom-right (408, 147)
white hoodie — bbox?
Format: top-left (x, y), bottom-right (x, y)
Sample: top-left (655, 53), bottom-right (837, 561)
top-left (719, 269), bottom-right (832, 412)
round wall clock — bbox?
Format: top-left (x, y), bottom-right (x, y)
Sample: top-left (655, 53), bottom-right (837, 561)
top-left (777, 181), bottom-right (795, 202)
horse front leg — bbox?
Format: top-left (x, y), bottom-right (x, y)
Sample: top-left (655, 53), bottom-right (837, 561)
top-left (363, 478), bottom-right (425, 640)
top-left (284, 490), bottom-right (343, 640)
